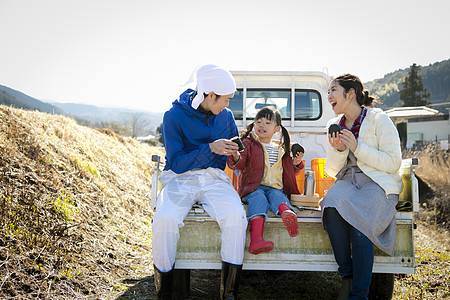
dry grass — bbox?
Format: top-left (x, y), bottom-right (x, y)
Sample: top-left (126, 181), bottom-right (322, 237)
top-left (0, 105), bottom-right (164, 299)
top-left (410, 144), bottom-right (450, 187)
top-left (408, 145), bottom-right (450, 229)
top-left (392, 146), bottom-right (450, 299)
top-left (392, 219), bottom-right (450, 299)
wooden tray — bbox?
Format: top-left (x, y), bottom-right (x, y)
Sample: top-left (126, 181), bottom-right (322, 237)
top-left (290, 194), bottom-right (320, 207)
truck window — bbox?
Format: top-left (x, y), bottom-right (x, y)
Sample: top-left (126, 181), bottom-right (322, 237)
top-left (294, 90), bottom-right (322, 120)
top-left (246, 89), bottom-right (291, 119)
top-left (229, 89), bottom-right (243, 119)
top-left (229, 89), bottom-right (322, 121)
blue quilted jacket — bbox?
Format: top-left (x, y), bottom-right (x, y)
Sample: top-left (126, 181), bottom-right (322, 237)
top-left (162, 89), bottom-right (239, 174)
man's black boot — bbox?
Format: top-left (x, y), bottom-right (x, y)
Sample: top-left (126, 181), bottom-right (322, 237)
top-left (220, 261), bottom-right (243, 300)
top-left (154, 265), bottom-right (174, 300)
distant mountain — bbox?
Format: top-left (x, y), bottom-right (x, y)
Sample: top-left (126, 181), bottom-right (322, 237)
top-left (0, 84), bottom-right (65, 114)
top-left (365, 58), bottom-right (450, 112)
top-left (0, 84), bottom-right (163, 131)
top-left (2, 58), bottom-right (448, 129)
top-left (0, 89), bottom-right (34, 110)
top-left (49, 102), bottom-right (164, 131)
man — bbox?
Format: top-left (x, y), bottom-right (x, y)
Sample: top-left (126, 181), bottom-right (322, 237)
top-left (152, 64), bottom-right (247, 299)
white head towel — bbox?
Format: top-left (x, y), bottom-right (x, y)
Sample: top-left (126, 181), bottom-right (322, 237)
top-left (184, 64), bottom-right (236, 109)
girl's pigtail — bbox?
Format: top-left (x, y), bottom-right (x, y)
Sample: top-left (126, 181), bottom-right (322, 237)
top-left (241, 122), bottom-right (254, 139)
top-left (280, 125), bottom-right (291, 158)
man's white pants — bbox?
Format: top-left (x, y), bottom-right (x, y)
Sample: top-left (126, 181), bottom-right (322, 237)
top-left (152, 168), bottom-right (247, 272)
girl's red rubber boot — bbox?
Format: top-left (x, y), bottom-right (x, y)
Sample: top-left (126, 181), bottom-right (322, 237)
top-left (248, 218), bottom-right (274, 255)
top-left (278, 202), bottom-right (299, 237)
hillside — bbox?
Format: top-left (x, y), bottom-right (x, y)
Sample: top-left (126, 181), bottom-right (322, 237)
top-left (0, 89), bottom-right (34, 110)
top-left (0, 84), bottom-right (163, 133)
top-left (49, 102), bottom-right (164, 133)
top-left (0, 84), bottom-right (65, 114)
top-left (0, 105), bottom-right (164, 299)
top-left (365, 58), bottom-right (450, 111)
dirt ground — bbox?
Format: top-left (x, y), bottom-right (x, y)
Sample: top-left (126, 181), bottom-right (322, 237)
top-left (115, 218), bottom-right (449, 300)
top-left (117, 269), bottom-right (342, 300)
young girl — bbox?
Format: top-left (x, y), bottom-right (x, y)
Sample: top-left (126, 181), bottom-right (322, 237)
top-left (227, 106), bottom-right (304, 255)
top-left (321, 74), bottom-right (402, 299)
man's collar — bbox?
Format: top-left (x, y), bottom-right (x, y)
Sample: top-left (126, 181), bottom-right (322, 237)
top-left (197, 104), bottom-right (213, 116)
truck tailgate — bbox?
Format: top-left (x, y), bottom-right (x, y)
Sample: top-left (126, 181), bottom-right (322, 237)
top-left (174, 209), bottom-right (415, 274)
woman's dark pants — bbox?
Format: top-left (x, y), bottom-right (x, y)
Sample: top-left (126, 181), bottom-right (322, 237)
top-left (323, 207), bottom-right (374, 299)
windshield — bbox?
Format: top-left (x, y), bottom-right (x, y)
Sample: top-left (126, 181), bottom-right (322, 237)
top-left (229, 89), bottom-right (321, 120)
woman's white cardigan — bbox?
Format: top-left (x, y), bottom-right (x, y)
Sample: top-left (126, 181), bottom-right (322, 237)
top-left (325, 108), bottom-right (403, 195)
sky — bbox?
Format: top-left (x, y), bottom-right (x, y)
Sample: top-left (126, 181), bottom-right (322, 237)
top-left (0, 0), bottom-right (449, 113)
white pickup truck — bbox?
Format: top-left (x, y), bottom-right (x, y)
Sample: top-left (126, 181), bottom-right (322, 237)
top-left (151, 71), bottom-right (419, 299)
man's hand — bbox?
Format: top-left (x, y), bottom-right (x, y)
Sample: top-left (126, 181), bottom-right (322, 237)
top-left (209, 139), bottom-right (239, 156)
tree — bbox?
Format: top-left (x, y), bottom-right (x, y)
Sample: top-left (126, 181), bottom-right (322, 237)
top-left (156, 123), bottom-right (163, 144)
top-left (128, 113), bottom-right (150, 138)
top-left (399, 63), bottom-right (431, 106)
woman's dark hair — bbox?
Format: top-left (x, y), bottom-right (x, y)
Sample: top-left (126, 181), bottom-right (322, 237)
top-left (335, 74), bottom-right (379, 107)
top-left (241, 106), bottom-right (291, 158)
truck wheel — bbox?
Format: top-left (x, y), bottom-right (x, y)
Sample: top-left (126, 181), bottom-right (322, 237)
top-left (173, 269), bottom-right (190, 299)
top-left (368, 273), bottom-right (394, 300)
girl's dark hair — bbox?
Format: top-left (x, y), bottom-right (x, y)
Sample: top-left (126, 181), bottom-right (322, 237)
top-left (241, 106), bottom-right (291, 158)
top-left (335, 74), bottom-right (379, 107)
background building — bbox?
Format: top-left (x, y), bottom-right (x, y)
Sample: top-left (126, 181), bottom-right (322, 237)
top-left (386, 106), bottom-right (449, 150)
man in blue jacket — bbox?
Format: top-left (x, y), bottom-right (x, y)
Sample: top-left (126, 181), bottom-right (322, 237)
top-left (152, 65), bottom-right (247, 300)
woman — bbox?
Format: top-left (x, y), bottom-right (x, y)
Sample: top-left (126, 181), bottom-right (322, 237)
top-left (319, 74), bottom-right (402, 299)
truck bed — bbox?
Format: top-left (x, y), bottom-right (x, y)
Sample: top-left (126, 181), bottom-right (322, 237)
top-left (151, 156), bottom-right (418, 275)
top-left (175, 208), bottom-right (415, 274)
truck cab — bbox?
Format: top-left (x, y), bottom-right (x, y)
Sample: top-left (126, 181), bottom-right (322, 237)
top-left (229, 71), bottom-right (333, 168)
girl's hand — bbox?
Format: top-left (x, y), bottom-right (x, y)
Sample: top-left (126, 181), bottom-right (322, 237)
top-left (293, 152), bottom-right (304, 166)
top-left (231, 151), bottom-right (241, 163)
